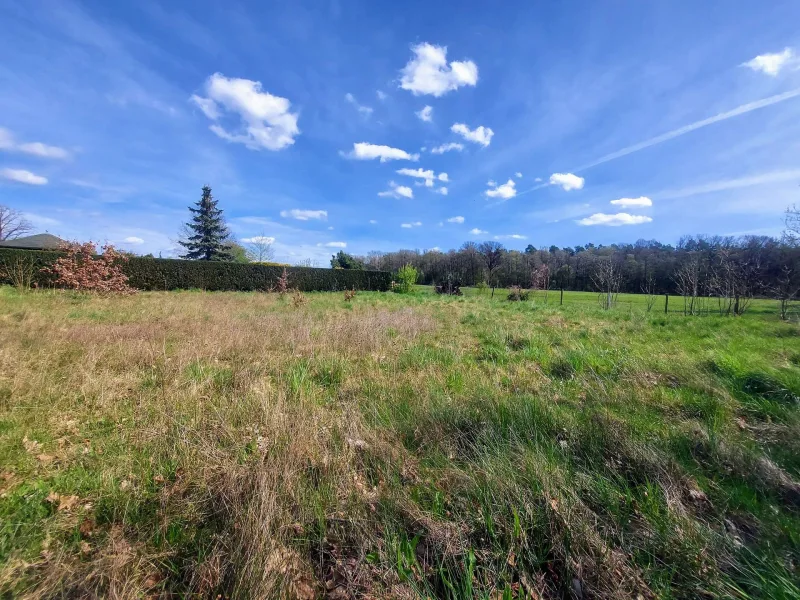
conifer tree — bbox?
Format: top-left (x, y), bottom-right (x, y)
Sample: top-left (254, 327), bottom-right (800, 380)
top-left (179, 186), bottom-right (233, 261)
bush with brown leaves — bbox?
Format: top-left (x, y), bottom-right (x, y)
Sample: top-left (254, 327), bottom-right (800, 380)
top-left (43, 242), bottom-right (135, 294)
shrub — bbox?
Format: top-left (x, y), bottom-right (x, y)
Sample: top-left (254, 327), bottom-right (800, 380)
top-left (275, 268), bottom-right (290, 295)
top-left (43, 242), bottom-right (134, 294)
top-left (394, 264), bottom-right (418, 294)
top-left (344, 289), bottom-right (356, 301)
top-left (0, 249), bottom-right (392, 292)
top-left (291, 289), bottom-right (307, 308)
top-left (0, 254), bottom-right (36, 292)
top-left (507, 285), bottom-right (529, 301)
top-left (475, 281), bottom-right (489, 295)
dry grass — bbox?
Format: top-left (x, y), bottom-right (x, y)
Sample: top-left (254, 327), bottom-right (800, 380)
top-left (0, 288), bottom-right (798, 599)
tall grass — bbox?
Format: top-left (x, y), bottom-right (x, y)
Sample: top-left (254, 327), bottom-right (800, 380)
top-left (0, 287), bottom-right (797, 598)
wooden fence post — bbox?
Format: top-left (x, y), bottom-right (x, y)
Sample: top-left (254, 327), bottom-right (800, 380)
top-left (560, 288), bottom-right (564, 306)
top-left (664, 294), bottom-right (669, 314)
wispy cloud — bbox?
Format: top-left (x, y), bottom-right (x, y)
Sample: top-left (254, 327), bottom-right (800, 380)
top-left (1, 168), bottom-right (48, 185)
top-left (345, 93), bottom-right (373, 116)
top-left (430, 142), bottom-right (463, 154)
top-left (446, 216), bottom-right (464, 223)
top-left (0, 127), bottom-right (70, 159)
top-left (577, 213), bottom-right (652, 226)
top-left (378, 181), bottom-right (414, 199)
top-left (280, 209), bottom-right (328, 221)
top-left (576, 89), bottom-right (800, 171)
top-left (656, 169), bottom-right (800, 200)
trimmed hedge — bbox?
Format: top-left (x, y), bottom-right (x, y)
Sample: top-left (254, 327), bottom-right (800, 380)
top-left (0, 249), bottom-right (391, 292)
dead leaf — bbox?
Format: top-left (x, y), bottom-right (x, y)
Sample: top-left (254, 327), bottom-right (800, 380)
top-left (37, 454), bottom-right (55, 464)
top-left (80, 541), bottom-right (92, 555)
top-left (23, 436), bottom-right (42, 454)
top-left (58, 495), bottom-right (80, 512)
top-left (153, 474), bottom-right (165, 484)
top-left (79, 519), bottom-right (96, 537)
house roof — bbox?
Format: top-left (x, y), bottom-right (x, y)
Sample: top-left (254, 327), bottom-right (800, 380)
top-left (0, 233), bottom-right (66, 250)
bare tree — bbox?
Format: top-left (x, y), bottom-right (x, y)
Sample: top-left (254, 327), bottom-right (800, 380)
top-left (530, 264), bottom-right (550, 303)
top-left (296, 258), bottom-right (319, 267)
top-left (709, 247), bottom-right (762, 316)
top-left (591, 258), bottom-right (621, 310)
top-left (674, 255), bottom-right (701, 315)
top-left (0, 205), bottom-right (33, 240)
top-left (772, 263), bottom-right (800, 321)
top-left (245, 234), bottom-right (275, 263)
top-left (641, 272), bottom-right (657, 312)
top-left (785, 204), bottom-right (799, 245)
top-left (478, 241), bottom-right (505, 297)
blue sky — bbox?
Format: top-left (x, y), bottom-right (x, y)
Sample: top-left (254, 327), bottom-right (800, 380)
top-left (1, 0), bottom-right (799, 263)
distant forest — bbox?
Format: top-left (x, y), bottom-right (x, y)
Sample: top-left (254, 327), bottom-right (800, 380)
top-left (355, 233), bottom-right (800, 299)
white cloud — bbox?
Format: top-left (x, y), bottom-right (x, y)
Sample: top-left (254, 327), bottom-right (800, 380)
top-left (487, 179), bottom-right (496, 186)
top-left (344, 142), bottom-right (419, 162)
top-left (0, 127), bottom-right (69, 159)
top-left (376, 90), bottom-right (388, 100)
top-left (451, 123), bottom-right (493, 146)
top-left (534, 177), bottom-right (542, 182)
top-left (345, 93), bottom-right (373, 116)
top-left (742, 48), bottom-right (795, 76)
top-left (416, 105), bottom-right (433, 122)
top-left (427, 247), bottom-right (441, 252)
top-left (549, 172), bottom-right (585, 191)
top-left (515, 172), bottom-right (523, 178)
top-left (609, 196), bottom-right (652, 207)
top-left (320, 241), bottom-right (347, 248)
top-left (435, 186), bottom-right (448, 195)
top-left (191, 73), bottom-right (299, 151)
top-left (447, 216), bottom-right (464, 223)
top-left (438, 172), bottom-right (449, 182)
top-left (242, 236), bottom-right (276, 244)
top-left (369, 219), bottom-right (377, 224)
top-left (577, 213), bottom-right (653, 226)
top-left (17, 142), bottom-right (70, 159)
top-left (399, 42), bottom-right (478, 97)
top-left (189, 94), bottom-right (219, 119)
top-left (430, 142), bottom-right (463, 154)
top-left (280, 209), bottom-right (328, 221)
top-left (0, 168), bottom-right (47, 185)
top-left (470, 228), bottom-right (487, 235)
top-left (401, 221), bottom-right (422, 228)
top-left (378, 181), bottom-right (414, 199)
top-left (494, 234), bottom-right (527, 240)
top-left (485, 179), bottom-right (517, 199)
top-left (123, 236), bottom-right (145, 244)
top-left (397, 167), bottom-right (435, 187)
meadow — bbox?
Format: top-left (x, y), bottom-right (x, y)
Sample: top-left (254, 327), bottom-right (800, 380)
top-left (0, 286), bottom-right (797, 599)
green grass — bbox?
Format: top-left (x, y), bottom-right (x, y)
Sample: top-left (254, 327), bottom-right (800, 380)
top-left (0, 286), bottom-right (797, 598)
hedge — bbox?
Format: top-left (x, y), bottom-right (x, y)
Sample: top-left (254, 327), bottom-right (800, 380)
top-left (0, 249), bottom-right (392, 292)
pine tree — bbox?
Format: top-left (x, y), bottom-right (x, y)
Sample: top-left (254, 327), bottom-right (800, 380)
top-left (179, 186), bottom-right (233, 261)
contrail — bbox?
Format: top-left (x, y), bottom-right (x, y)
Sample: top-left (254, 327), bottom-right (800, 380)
top-left (513, 87), bottom-right (800, 199)
top-left (575, 88), bottom-right (800, 171)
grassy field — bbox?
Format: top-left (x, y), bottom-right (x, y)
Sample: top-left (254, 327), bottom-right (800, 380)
top-left (0, 287), bottom-right (798, 599)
